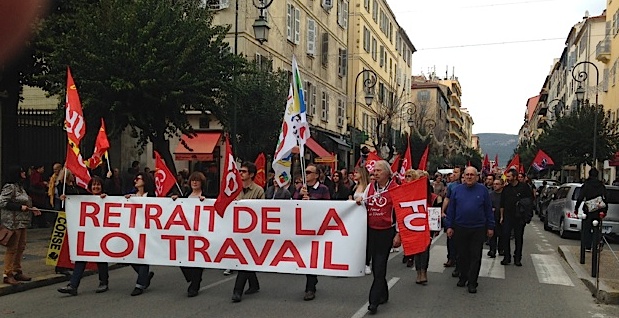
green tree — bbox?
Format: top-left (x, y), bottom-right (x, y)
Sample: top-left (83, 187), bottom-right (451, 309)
top-left (220, 61), bottom-right (289, 161)
top-left (24, 0), bottom-right (243, 172)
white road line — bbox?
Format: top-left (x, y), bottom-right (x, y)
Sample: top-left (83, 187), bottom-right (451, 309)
top-left (536, 244), bottom-right (555, 253)
top-left (531, 254), bottom-right (574, 286)
top-left (388, 231), bottom-right (443, 262)
top-left (542, 239), bottom-right (548, 243)
top-left (479, 249), bottom-right (505, 279)
top-left (350, 277), bottom-right (400, 318)
top-left (199, 276), bottom-right (237, 291)
top-left (428, 245), bottom-right (447, 273)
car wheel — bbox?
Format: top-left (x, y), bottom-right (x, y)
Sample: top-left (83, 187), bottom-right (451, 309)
top-left (543, 216), bottom-right (551, 231)
top-left (559, 218), bottom-right (570, 238)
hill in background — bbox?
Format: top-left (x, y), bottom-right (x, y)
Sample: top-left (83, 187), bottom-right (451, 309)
top-left (476, 133), bottom-right (518, 167)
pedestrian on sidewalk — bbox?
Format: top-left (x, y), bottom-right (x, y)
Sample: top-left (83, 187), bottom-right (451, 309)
top-left (57, 176), bottom-right (110, 296)
top-left (1, 165), bottom-right (42, 285)
top-left (574, 168), bottom-right (607, 252)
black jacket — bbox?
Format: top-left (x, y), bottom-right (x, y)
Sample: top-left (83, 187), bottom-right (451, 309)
top-left (575, 178), bottom-right (607, 212)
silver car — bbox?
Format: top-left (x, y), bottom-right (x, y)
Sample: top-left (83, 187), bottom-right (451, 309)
top-left (544, 183), bottom-right (619, 238)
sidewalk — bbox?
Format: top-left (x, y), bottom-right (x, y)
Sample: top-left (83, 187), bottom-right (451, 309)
top-left (559, 244), bottom-right (619, 305)
top-left (0, 228), bottom-right (124, 297)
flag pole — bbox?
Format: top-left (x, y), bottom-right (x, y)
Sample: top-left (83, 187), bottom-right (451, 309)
top-left (105, 152), bottom-right (111, 174)
top-left (61, 166), bottom-right (67, 209)
top-left (299, 143), bottom-right (307, 186)
top-left (175, 181), bottom-right (184, 197)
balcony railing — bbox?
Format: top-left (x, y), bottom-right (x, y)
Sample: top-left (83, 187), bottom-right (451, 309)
top-left (596, 38), bottom-right (611, 63)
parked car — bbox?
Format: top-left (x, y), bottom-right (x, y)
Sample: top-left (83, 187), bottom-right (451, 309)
top-left (532, 179), bottom-right (560, 189)
top-left (532, 179), bottom-right (560, 215)
top-left (538, 185), bottom-right (559, 221)
top-left (544, 183), bottom-right (619, 238)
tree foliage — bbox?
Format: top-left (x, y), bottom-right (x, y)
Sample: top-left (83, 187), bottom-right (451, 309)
top-left (24, 0), bottom-right (243, 172)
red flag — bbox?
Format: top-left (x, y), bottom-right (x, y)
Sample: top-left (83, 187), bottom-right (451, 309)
top-left (65, 67), bottom-right (86, 147)
top-left (531, 150), bottom-right (554, 171)
top-left (65, 143), bottom-right (91, 189)
top-left (482, 154), bottom-right (490, 175)
top-left (391, 177), bottom-right (431, 256)
top-left (467, 160), bottom-right (471, 167)
top-left (399, 139), bottom-right (413, 179)
top-left (504, 154), bottom-right (520, 176)
top-left (86, 118), bottom-right (110, 169)
top-left (214, 135), bottom-right (242, 217)
top-left (390, 154), bottom-right (401, 174)
top-left (365, 151), bottom-right (383, 173)
top-left (519, 165), bottom-right (525, 174)
top-left (493, 154), bottom-right (499, 170)
top-left (154, 151), bottom-right (176, 197)
top-left (254, 152), bottom-right (266, 188)
top-left (418, 145), bottom-right (429, 171)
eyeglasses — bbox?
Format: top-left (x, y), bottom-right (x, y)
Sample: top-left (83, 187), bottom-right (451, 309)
top-left (463, 173), bottom-right (476, 176)
top-left (294, 181), bottom-right (302, 184)
top-left (405, 175), bottom-right (414, 178)
top-left (305, 170), bottom-right (316, 174)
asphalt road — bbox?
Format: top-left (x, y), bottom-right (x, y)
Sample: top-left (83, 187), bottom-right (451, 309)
top-left (1, 218), bottom-right (617, 318)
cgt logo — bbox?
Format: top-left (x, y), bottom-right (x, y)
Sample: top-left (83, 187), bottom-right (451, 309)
top-left (399, 199), bottom-right (428, 232)
top-left (154, 169), bottom-right (167, 195)
top-left (223, 153), bottom-right (240, 196)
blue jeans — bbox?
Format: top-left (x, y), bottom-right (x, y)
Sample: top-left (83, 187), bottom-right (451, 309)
top-left (70, 262), bottom-right (108, 288)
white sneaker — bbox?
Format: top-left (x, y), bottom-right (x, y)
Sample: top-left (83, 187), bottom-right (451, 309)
top-left (365, 265), bottom-right (372, 275)
top-left (223, 269), bottom-right (232, 276)
top-left (393, 247), bottom-right (400, 252)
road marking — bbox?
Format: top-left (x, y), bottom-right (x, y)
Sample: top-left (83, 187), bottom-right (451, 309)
top-left (479, 249), bottom-right (505, 279)
top-left (428, 245), bottom-right (447, 273)
top-left (535, 243), bottom-right (555, 253)
top-left (350, 277), bottom-right (400, 318)
top-left (531, 254), bottom-right (574, 286)
top-left (199, 276), bottom-right (237, 291)
top-left (542, 239), bottom-right (548, 243)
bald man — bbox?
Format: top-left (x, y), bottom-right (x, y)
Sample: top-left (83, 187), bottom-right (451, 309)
top-left (445, 167), bottom-right (494, 294)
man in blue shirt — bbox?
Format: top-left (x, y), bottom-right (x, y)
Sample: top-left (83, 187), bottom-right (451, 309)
top-left (445, 167), bottom-right (495, 294)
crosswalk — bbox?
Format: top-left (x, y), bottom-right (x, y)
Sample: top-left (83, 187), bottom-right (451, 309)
top-left (426, 245), bottom-right (574, 287)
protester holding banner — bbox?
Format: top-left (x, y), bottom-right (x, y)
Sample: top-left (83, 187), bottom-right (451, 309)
top-left (349, 166), bottom-right (372, 275)
top-left (170, 171), bottom-right (208, 297)
top-left (58, 176), bottom-right (110, 296)
top-left (293, 163), bottom-right (330, 301)
top-left (1, 166), bottom-right (42, 285)
top-left (232, 162), bottom-right (266, 303)
top-left (445, 166), bottom-right (494, 294)
top-left (56, 168), bottom-right (88, 276)
top-left (123, 172), bottom-right (155, 296)
top-left (356, 160), bottom-right (400, 314)
top-left (265, 181), bottom-right (291, 199)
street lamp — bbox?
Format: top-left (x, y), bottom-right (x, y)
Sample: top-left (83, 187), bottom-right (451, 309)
top-left (252, 0), bottom-right (274, 44)
top-left (351, 69), bottom-right (377, 166)
top-left (547, 98), bottom-right (566, 120)
top-left (571, 61), bottom-right (600, 273)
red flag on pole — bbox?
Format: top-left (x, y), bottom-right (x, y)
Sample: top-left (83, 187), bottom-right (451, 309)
top-left (214, 135), bottom-right (242, 217)
top-left (493, 154), bottom-right (499, 171)
top-left (154, 151), bottom-right (176, 197)
top-left (531, 150), bottom-right (554, 171)
top-left (504, 154), bottom-right (520, 176)
top-left (390, 154), bottom-right (401, 174)
top-left (365, 152), bottom-right (383, 173)
top-left (418, 145), bottom-right (429, 171)
top-left (65, 67), bottom-right (86, 147)
top-left (482, 154), bottom-right (490, 175)
top-left (86, 118), bottom-right (110, 169)
top-left (391, 177), bottom-right (431, 256)
top-left (65, 143), bottom-right (91, 189)
top-left (399, 139), bottom-right (413, 179)
top-left (254, 152), bottom-right (266, 188)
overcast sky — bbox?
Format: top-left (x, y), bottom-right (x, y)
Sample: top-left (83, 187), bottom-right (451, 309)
top-left (388, 0), bottom-right (607, 135)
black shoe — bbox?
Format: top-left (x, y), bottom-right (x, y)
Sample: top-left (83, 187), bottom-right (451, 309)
top-left (379, 297), bottom-right (388, 304)
top-left (130, 287), bottom-right (144, 296)
top-left (57, 285), bottom-right (78, 296)
top-left (500, 259), bottom-right (511, 265)
top-left (145, 272), bottom-right (154, 289)
top-left (188, 289), bottom-right (199, 298)
top-left (245, 288), bottom-right (260, 295)
top-left (402, 256), bottom-right (408, 264)
top-left (457, 279), bottom-right (467, 287)
top-left (514, 261), bottom-right (522, 267)
top-left (303, 291), bottom-right (315, 301)
top-left (368, 304), bottom-right (378, 314)
top-left (231, 292), bottom-right (242, 302)
top-left (488, 253), bottom-right (496, 258)
top-left (451, 270), bottom-right (460, 277)
top-left (468, 284), bottom-right (477, 293)
top-left (95, 283), bottom-right (109, 293)
top-left (498, 251), bottom-right (505, 256)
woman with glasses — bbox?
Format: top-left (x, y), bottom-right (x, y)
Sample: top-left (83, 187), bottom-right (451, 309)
top-left (1, 166), bottom-right (42, 285)
top-left (123, 172), bottom-right (155, 296)
top-left (171, 172), bottom-right (208, 297)
top-left (356, 160), bottom-right (400, 315)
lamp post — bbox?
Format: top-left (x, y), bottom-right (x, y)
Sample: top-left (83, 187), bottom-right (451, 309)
top-left (571, 61), bottom-right (600, 271)
top-left (252, 0), bottom-right (274, 44)
top-left (547, 98), bottom-right (566, 121)
top-left (351, 69), bottom-right (377, 166)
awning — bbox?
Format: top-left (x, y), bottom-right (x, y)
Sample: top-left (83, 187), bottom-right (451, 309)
top-left (174, 132), bottom-right (221, 161)
top-left (305, 137), bottom-right (332, 157)
top-left (328, 135), bottom-right (351, 150)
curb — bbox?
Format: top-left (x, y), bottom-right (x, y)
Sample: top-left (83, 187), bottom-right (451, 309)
top-left (0, 264), bottom-right (127, 297)
top-left (558, 245), bottom-right (619, 305)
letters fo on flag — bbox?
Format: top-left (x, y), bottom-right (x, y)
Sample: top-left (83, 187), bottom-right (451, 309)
top-left (154, 151), bottom-right (176, 197)
top-left (365, 152), bottom-right (383, 173)
top-left (391, 177), bottom-right (431, 256)
top-left (254, 152), bottom-right (267, 188)
top-left (86, 118), bottom-right (110, 169)
top-left (531, 150), bottom-right (554, 171)
top-left (65, 67), bottom-right (86, 147)
top-left (214, 135), bottom-right (242, 217)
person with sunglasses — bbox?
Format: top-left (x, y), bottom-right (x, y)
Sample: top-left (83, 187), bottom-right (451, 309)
top-left (293, 163), bottom-right (330, 301)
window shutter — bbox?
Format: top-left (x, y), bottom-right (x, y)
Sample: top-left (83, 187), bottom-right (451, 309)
top-left (322, 33), bottom-right (329, 66)
top-left (294, 8), bottom-right (301, 44)
top-left (343, 1), bottom-right (348, 28)
top-left (286, 4), bottom-right (292, 41)
top-left (307, 19), bottom-right (316, 55)
top-left (342, 49), bottom-right (347, 76)
top-left (311, 85), bottom-right (317, 115)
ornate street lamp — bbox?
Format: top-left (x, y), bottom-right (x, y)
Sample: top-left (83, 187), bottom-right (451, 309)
top-left (571, 61), bottom-right (600, 273)
top-left (252, 0), bottom-right (273, 44)
top-left (351, 69), bottom-right (377, 166)
top-left (547, 98), bottom-right (566, 119)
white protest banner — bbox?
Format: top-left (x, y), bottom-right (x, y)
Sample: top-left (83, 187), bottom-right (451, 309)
top-left (65, 196), bottom-right (367, 277)
top-left (428, 207), bottom-right (442, 231)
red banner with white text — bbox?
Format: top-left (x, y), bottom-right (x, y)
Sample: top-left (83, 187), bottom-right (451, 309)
top-left (391, 177), bottom-right (431, 256)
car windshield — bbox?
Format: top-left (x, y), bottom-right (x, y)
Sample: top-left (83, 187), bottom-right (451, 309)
top-left (572, 187), bottom-right (619, 203)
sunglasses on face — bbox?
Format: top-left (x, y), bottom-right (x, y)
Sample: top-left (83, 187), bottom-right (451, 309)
top-left (305, 170), bottom-right (316, 174)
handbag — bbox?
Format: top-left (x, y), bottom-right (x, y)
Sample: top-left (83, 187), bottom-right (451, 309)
top-left (0, 224), bottom-right (14, 246)
top-left (585, 196), bottom-right (607, 213)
